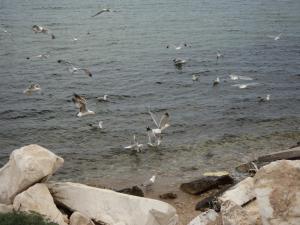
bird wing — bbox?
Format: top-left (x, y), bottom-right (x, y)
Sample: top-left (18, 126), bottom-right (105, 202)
top-left (72, 94), bottom-right (87, 112)
top-left (91, 10), bottom-right (105, 17)
top-left (58, 59), bottom-right (75, 67)
top-left (159, 114), bottom-right (170, 130)
top-left (148, 109), bottom-right (159, 128)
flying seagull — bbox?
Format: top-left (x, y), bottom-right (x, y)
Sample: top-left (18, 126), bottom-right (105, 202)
top-left (32, 25), bottom-right (55, 39)
top-left (72, 93), bottom-right (95, 117)
top-left (91, 9), bottom-right (111, 17)
top-left (147, 126), bottom-right (162, 147)
top-left (57, 59), bottom-right (92, 77)
top-left (192, 74), bottom-right (199, 81)
top-left (124, 135), bottom-right (143, 152)
top-left (148, 109), bottom-right (170, 134)
top-left (23, 84), bottom-right (41, 95)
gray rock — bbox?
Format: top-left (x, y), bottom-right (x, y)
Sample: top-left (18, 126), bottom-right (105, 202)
top-left (180, 175), bottom-right (234, 195)
top-left (187, 209), bottom-right (221, 225)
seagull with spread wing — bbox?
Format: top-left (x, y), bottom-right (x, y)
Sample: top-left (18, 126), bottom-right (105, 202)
top-left (72, 93), bottom-right (95, 117)
top-left (32, 25), bottom-right (55, 39)
top-left (57, 59), bottom-right (92, 77)
top-left (91, 9), bottom-right (111, 17)
top-left (124, 135), bottom-right (143, 152)
top-left (23, 84), bottom-right (41, 95)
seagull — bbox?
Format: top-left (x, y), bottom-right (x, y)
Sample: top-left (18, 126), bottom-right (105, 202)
top-left (26, 53), bottom-right (49, 60)
top-left (166, 43), bottom-right (189, 50)
top-left (91, 9), bottom-right (111, 17)
top-left (232, 83), bottom-right (259, 89)
top-left (268, 33), bottom-right (282, 41)
top-left (173, 58), bottom-right (187, 69)
top-left (98, 121), bottom-right (103, 129)
top-left (124, 135), bottom-right (143, 152)
top-left (57, 60), bottom-right (92, 77)
top-left (148, 109), bottom-right (170, 134)
top-left (72, 93), bottom-right (95, 117)
top-left (216, 50), bottom-right (223, 64)
top-left (229, 74), bottom-right (253, 81)
top-left (213, 77), bottom-right (220, 86)
top-left (258, 94), bottom-right (271, 102)
top-left (32, 25), bottom-right (55, 39)
top-left (142, 175), bottom-right (156, 190)
top-left (192, 74), bottom-right (199, 81)
top-left (23, 84), bottom-right (41, 95)
top-left (147, 126), bottom-right (162, 147)
top-left (96, 95), bottom-right (109, 102)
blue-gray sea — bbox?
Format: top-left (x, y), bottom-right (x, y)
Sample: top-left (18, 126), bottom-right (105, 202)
top-left (0, 0), bottom-right (299, 187)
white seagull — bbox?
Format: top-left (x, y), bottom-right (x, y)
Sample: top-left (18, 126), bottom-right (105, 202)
top-left (229, 74), bottom-right (253, 81)
top-left (72, 93), bottom-right (95, 117)
top-left (148, 110), bottom-right (170, 134)
top-left (268, 33), bottom-right (282, 41)
top-left (216, 50), bottom-right (223, 64)
top-left (232, 83), bottom-right (259, 89)
top-left (23, 84), bottom-right (41, 95)
top-left (258, 94), bottom-right (271, 102)
top-left (142, 175), bottom-right (156, 189)
top-left (124, 135), bottom-right (143, 152)
top-left (98, 121), bottom-right (103, 129)
top-left (57, 60), bottom-right (92, 77)
top-left (192, 74), bottom-right (199, 81)
top-left (213, 77), bottom-right (220, 86)
top-left (97, 95), bottom-right (109, 102)
top-left (147, 126), bottom-right (162, 147)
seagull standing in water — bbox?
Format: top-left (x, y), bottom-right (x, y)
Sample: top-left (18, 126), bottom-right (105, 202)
top-left (57, 60), bottom-right (92, 77)
top-left (192, 74), bottom-right (199, 81)
top-left (124, 135), bottom-right (143, 152)
top-left (72, 93), bottom-right (95, 117)
top-left (142, 175), bottom-right (156, 190)
top-left (216, 50), bottom-right (223, 64)
top-left (91, 9), bottom-right (111, 17)
top-left (23, 84), bottom-right (41, 95)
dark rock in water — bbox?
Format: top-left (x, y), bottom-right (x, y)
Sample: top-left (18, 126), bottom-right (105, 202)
top-left (180, 175), bottom-right (234, 195)
top-left (117, 185), bottom-right (144, 197)
top-left (159, 192), bottom-right (177, 200)
top-left (195, 196), bottom-right (220, 212)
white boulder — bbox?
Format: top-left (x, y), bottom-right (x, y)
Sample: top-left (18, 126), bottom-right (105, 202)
top-left (254, 160), bottom-right (300, 225)
top-left (70, 211), bottom-right (95, 225)
top-left (219, 177), bottom-right (255, 206)
top-left (221, 200), bottom-right (254, 225)
top-left (48, 182), bottom-right (178, 225)
top-left (0, 144), bottom-right (64, 204)
top-left (13, 183), bottom-right (68, 225)
top-left (187, 209), bottom-right (221, 225)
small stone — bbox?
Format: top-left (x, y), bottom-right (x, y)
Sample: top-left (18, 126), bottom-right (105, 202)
top-left (159, 192), bottom-right (177, 200)
top-left (116, 186), bottom-right (144, 197)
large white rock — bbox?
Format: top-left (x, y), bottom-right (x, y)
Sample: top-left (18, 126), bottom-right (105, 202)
top-left (0, 144), bottom-right (64, 204)
top-left (221, 200), bottom-right (254, 225)
top-left (70, 211), bottom-right (95, 225)
top-left (219, 177), bottom-right (255, 206)
top-left (13, 183), bottom-right (68, 225)
top-left (0, 203), bottom-right (13, 213)
top-left (254, 160), bottom-right (300, 225)
top-left (187, 209), bottom-right (221, 225)
top-left (48, 182), bottom-right (178, 225)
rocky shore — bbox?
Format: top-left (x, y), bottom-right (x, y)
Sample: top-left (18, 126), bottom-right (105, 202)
top-left (0, 144), bottom-right (299, 225)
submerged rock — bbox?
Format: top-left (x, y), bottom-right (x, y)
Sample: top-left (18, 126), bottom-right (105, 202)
top-left (70, 211), bottom-right (95, 225)
top-left (117, 185), bottom-right (144, 197)
top-left (0, 144), bottom-right (64, 204)
top-left (48, 182), bottom-right (178, 225)
top-left (254, 160), bottom-right (300, 225)
top-left (180, 175), bottom-right (234, 195)
top-left (159, 192), bottom-right (178, 200)
top-left (13, 183), bottom-right (68, 225)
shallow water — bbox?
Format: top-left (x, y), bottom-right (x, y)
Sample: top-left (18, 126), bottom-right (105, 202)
top-left (0, 0), bottom-right (299, 186)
